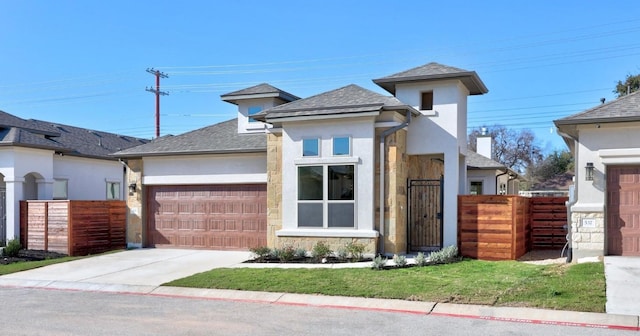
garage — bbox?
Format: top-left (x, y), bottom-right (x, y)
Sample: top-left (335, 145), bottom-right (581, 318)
top-left (607, 166), bottom-right (640, 256)
top-left (147, 184), bottom-right (267, 250)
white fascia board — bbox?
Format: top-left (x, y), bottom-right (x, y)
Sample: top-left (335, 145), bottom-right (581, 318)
top-left (599, 148), bottom-right (640, 164)
top-left (293, 156), bottom-right (360, 165)
top-left (143, 173), bottom-right (267, 185)
top-left (267, 111), bottom-right (379, 123)
top-left (276, 229), bottom-right (379, 238)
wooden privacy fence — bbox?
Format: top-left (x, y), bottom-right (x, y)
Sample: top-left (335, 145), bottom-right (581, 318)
top-left (20, 200), bottom-right (126, 256)
top-left (458, 196), bottom-right (568, 260)
top-left (458, 195), bottom-right (530, 260)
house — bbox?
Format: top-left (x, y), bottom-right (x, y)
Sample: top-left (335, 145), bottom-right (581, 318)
top-left (554, 90), bottom-right (640, 258)
top-left (0, 110), bottom-right (148, 242)
top-left (115, 62), bottom-right (488, 255)
top-left (466, 131), bottom-right (523, 195)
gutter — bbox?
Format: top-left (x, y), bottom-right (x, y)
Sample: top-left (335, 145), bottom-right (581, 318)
top-left (378, 111), bottom-right (412, 255)
top-left (495, 169), bottom-right (509, 195)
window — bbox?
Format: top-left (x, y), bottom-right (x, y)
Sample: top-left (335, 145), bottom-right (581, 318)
top-left (302, 138), bottom-right (319, 157)
top-left (53, 179), bottom-right (68, 200)
top-left (106, 182), bottom-right (120, 200)
top-left (470, 181), bottom-right (483, 195)
top-left (297, 165), bottom-right (355, 228)
top-left (420, 91), bottom-right (433, 110)
top-left (248, 106), bottom-right (262, 122)
top-left (332, 136), bottom-right (350, 156)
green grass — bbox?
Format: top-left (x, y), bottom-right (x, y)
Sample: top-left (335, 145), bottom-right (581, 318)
top-left (0, 256), bottom-right (80, 275)
top-left (165, 260), bottom-right (606, 313)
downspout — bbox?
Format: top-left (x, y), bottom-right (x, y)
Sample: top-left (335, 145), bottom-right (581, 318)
top-left (378, 111), bottom-right (412, 255)
top-left (495, 169), bottom-right (509, 195)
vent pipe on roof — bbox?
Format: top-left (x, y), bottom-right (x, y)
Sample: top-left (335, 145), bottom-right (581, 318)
top-left (600, 98), bottom-right (605, 104)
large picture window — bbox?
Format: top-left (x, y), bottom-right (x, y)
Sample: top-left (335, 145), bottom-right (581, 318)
top-left (298, 165), bottom-right (355, 228)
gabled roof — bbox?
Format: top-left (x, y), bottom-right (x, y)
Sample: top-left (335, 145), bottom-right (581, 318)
top-left (0, 110), bottom-right (148, 159)
top-left (554, 90), bottom-right (640, 125)
top-left (220, 83), bottom-right (300, 104)
top-left (113, 118), bottom-right (266, 157)
top-left (373, 62), bottom-right (488, 95)
top-left (253, 84), bottom-right (418, 121)
top-left (466, 150), bottom-right (505, 169)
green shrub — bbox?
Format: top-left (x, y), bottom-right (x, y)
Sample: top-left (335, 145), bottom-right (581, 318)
top-left (393, 254), bottom-right (407, 267)
top-left (278, 245), bottom-right (295, 262)
top-left (345, 241), bottom-right (365, 261)
top-left (371, 255), bottom-right (387, 270)
top-left (249, 246), bottom-right (271, 262)
top-left (294, 247), bottom-right (307, 259)
top-left (311, 241), bottom-right (332, 261)
top-left (414, 252), bottom-right (428, 266)
top-left (429, 245), bottom-right (459, 264)
top-left (3, 239), bottom-right (21, 258)
top-left (336, 247), bottom-right (348, 261)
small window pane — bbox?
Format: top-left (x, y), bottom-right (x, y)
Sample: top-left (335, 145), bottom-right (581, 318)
top-left (333, 137), bottom-right (350, 156)
top-left (302, 138), bottom-right (319, 157)
top-left (298, 203), bottom-right (323, 227)
top-left (248, 106), bottom-right (262, 122)
top-left (53, 179), bottom-right (68, 200)
top-left (421, 91), bottom-right (433, 110)
top-left (470, 181), bottom-right (483, 195)
top-left (328, 165), bottom-right (354, 200)
top-left (328, 203), bottom-right (354, 228)
top-left (107, 182), bottom-right (120, 200)
top-left (298, 166), bottom-right (323, 200)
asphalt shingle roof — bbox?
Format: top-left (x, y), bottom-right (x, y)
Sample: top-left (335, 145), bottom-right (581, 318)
top-left (113, 118), bottom-right (266, 157)
top-left (554, 90), bottom-right (640, 125)
top-left (466, 151), bottom-right (505, 169)
top-left (0, 110), bottom-right (148, 159)
top-left (373, 62), bottom-right (489, 95)
top-left (254, 84), bottom-right (415, 121)
top-left (220, 83), bottom-right (300, 104)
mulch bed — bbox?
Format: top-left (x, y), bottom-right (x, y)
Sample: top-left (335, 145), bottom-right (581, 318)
top-left (0, 250), bottom-right (68, 265)
top-left (244, 256), bottom-right (373, 264)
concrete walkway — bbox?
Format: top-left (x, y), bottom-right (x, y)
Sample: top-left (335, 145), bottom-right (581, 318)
top-left (0, 249), bottom-right (637, 331)
top-left (604, 256), bottom-right (640, 316)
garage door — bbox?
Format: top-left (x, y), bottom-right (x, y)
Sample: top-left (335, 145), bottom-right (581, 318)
top-left (147, 184), bottom-right (267, 250)
top-left (607, 166), bottom-right (640, 256)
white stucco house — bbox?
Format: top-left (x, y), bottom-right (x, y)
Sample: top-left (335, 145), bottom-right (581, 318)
top-left (466, 132), bottom-right (522, 195)
top-left (555, 90), bottom-right (640, 258)
top-left (115, 62), bottom-right (488, 255)
top-left (0, 111), bottom-right (149, 243)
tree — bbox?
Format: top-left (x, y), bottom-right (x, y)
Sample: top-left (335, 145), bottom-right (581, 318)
top-left (468, 125), bottom-right (543, 174)
top-left (528, 149), bottom-right (574, 181)
top-left (614, 73), bottom-right (640, 98)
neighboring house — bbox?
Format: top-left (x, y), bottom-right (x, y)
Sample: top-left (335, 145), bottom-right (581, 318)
top-left (554, 90), bottom-right (640, 258)
top-left (0, 110), bottom-right (148, 242)
top-left (466, 132), bottom-right (523, 195)
top-left (115, 62), bottom-right (488, 255)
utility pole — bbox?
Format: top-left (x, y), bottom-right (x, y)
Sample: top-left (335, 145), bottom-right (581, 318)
top-left (145, 68), bottom-right (169, 138)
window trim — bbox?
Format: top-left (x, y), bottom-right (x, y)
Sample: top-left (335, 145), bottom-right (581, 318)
top-left (53, 178), bottom-right (68, 200)
top-left (302, 137), bottom-right (320, 157)
top-left (469, 181), bottom-right (483, 195)
top-left (332, 136), bottom-right (351, 156)
top-left (248, 105), bottom-right (263, 123)
top-left (106, 181), bottom-right (121, 200)
top-left (420, 91), bottom-right (433, 111)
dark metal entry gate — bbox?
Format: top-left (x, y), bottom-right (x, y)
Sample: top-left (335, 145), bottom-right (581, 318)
top-left (407, 178), bottom-right (443, 252)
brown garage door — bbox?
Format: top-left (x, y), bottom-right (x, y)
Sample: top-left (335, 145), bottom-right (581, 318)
top-left (147, 184), bottom-right (267, 250)
top-left (607, 166), bottom-right (640, 256)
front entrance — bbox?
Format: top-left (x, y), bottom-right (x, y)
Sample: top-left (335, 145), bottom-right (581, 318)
top-left (407, 178), bottom-right (443, 252)
top-left (607, 166), bottom-right (640, 256)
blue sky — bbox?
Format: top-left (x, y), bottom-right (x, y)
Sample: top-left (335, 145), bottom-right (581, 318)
top-left (1, 1), bottom-right (639, 154)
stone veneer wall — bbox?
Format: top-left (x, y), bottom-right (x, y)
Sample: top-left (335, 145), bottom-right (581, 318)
top-left (570, 211), bottom-right (605, 259)
top-left (277, 237), bottom-right (377, 255)
top-left (384, 130), bottom-right (408, 254)
top-left (126, 159), bottom-right (144, 248)
top-left (266, 132), bottom-right (282, 248)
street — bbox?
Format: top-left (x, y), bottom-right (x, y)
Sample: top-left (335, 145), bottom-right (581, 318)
top-left (0, 287), bottom-right (632, 336)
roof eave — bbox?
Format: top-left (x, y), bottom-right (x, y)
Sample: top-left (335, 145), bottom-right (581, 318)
top-left (373, 72), bottom-right (488, 95)
top-left (554, 115), bottom-right (640, 126)
top-left (112, 148), bottom-right (267, 158)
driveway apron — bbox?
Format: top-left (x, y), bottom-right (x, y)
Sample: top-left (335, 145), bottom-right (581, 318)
top-left (604, 256), bottom-right (640, 316)
top-left (0, 249), bottom-right (250, 292)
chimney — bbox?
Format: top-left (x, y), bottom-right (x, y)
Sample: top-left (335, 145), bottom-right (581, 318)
top-left (477, 127), bottom-right (492, 159)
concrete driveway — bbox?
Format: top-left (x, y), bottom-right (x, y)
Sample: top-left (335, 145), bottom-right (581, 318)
top-left (604, 256), bottom-right (640, 316)
top-left (0, 249), bottom-right (251, 293)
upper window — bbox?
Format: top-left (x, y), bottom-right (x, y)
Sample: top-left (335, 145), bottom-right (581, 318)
top-left (248, 106), bottom-right (262, 122)
top-left (302, 138), bottom-right (319, 157)
top-left (332, 136), bottom-right (350, 156)
top-left (53, 179), bottom-right (68, 200)
top-left (297, 165), bottom-right (355, 228)
top-left (106, 182), bottom-right (120, 200)
top-left (470, 181), bottom-right (483, 195)
top-left (420, 91), bottom-right (433, 110)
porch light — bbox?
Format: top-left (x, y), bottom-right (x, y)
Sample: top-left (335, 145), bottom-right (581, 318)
top-left (128, 183), bottom-right (137, 194)
top-left (585, 162), bottom-right (594, 181)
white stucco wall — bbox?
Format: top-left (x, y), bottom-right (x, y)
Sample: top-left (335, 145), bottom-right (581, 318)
top-left (278, 117), bottom-right (377, 238)
top-left (53, 155), bottom-right (125, 200)
top-left (467, 170), bottom-right (498, 195)
top-left (142, 153), bottom-right (267, 185)
top-left (236, 97), bottom-right (280, 134)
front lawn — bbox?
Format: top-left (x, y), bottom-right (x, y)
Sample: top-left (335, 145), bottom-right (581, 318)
top-left (165, 260), bottom-right (606, 313)
top-left (0, 256), bottom-right (79, 275)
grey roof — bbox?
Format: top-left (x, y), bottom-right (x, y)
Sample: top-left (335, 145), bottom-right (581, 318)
top-left (113, 118), bottom-right (266, 157)
top-left (466, 151), bottom-right (505, 169)
top-left (0, 110), bottom-right (148, 159)
top-left (373, 62), bottom-right (489, 95)
top-left (221, 83), bottom-right (300, 104)
top-left (254, 84), bottom-right (418, 121)
top-left (554, 90), bottom-right (640, 125)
